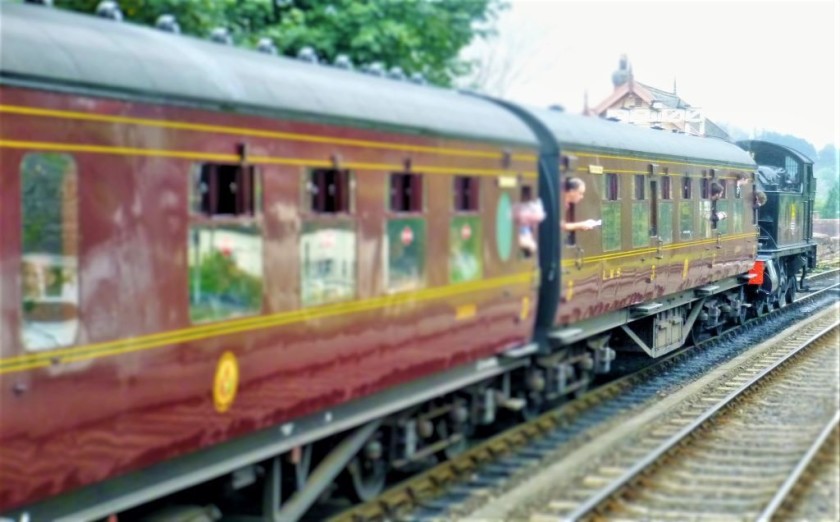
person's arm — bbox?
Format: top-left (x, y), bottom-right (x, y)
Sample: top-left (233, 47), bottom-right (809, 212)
top-left (562, 219), bottom-right (599, 231)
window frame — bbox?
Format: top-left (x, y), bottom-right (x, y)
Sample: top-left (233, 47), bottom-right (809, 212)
top-left (453, 175), bottom-right (480, 212)
top-left (306, 168), bottom-right (354, 214)
top-left (389, 172), bottom-right (424, 213)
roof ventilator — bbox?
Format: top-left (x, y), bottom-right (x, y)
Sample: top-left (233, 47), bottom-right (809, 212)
top-left (95, 0), bottom-right (123, 21)
top-left (297, 47), bottom-right (319, 64)
top-left (362, 62), bottom-right (386, 77)
top-left (409, 73), bottom-right (426, 85)
top-left (209, 27), bottom-right (233, 45)
top-left (155, 14), bottom-right (180, 34)
top-left (256, 38), bottom-right (277, 55)
top-left (333, 54), bottom-right (353, 70)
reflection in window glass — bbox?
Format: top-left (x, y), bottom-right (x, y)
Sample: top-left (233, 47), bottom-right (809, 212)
top-left (632, 202), bottom-right (649, 247)
top-left (189, 164), bottom-right (263, 322)
top-left (386, 218), bottom-right (426, 291)
top-left (732, 199), bottom-right (744, 233)
top-left (449, 216), bottom-right (482, 283)
top-left (601, 201), bottom-right (621, 251)
top-left (679, 201), bottom-right (694, 240)
top-left (700, 200), bottom-right (713, 238)
top-left (659, 201), bottom-right (673, 243)
top-left (300, 221), bottom-right (356, 306)
top-left (716, 200), bottom-right (730, 234)
top-left (189, 224), bottom-right (263, 322)
top-left (20, 153), bottom-right (79, 351)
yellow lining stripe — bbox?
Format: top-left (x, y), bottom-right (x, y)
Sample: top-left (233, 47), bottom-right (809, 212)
top-left (0, 104), bottom-right (538, 162)
top-left (568, 149), bottom-right (752, 171)
top-left (1, 271), bottom-right (533, 374)
top-left (560, 232), bottom-right (757, 266)
top-left (577, 167), bottom-right (739, 180)
top-left (0, 140), bottom-right (537, 178)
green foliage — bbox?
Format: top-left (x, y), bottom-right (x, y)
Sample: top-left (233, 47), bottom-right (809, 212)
top-left (55, 0), bottom-right (504, 86)
top-left (191, 250), bottom-right (262, 311)
top-left (820, 181), bottom-right (840, 219)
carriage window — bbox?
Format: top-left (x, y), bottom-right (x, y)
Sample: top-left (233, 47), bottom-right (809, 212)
top-left (701, 178), bottom-right (710, 199)
top-left (189, 163), bottom-right (263, 323)
top-left (301, 220), bottom-right (357, 306)
top-left (634, 175), bottom-right (646, 200)
top-left (605, 173), bottom-right (619, 201)
top-left (602, 173), bottom-right (621, 251)
top-left (194, 164), bottom-right (257, 216)
top-left (390, 173), bottom-right (423, 212)
top-left (20, 153), bottom-right (79, 351)
top-left (454, 176), bottom-right (480, 211)
top-left (308, 169), bottom-right (353, 213)
top-left (661, 176), bottom-right (672, 200)
top-left (679, 176), bottom-right (694, 240)
top-left (682, 176), bottom-right (692, 199)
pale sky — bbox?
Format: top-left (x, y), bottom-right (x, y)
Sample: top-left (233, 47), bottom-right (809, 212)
top-left (462, 0), bottom-right (839, 151)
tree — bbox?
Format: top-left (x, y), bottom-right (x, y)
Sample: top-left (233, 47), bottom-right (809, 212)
top-left (820, 182), bottom-right (840, 219)
top-left (54, 0), bottom-right (505, 86)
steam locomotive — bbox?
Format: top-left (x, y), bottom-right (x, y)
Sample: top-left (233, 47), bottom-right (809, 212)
top-left (0, 3), bottom-right (816, 520)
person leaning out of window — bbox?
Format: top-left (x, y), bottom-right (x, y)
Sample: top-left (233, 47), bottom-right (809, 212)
top-left (562, 177), bottom-right (600, 232)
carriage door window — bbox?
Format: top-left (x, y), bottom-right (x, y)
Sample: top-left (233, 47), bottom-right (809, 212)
top-left (450, 176), bottom-right (482, 283)
top-left (301, 169), bottom-right (357, 306)
top-left (20, 153), bottom-right (79, 351)
top-left (386, 172), bottom-right (426, 292)
top-left (649, 177), bottom-right (658, 237)
top-left (601, 173), bottom-right (621, 251)
top-left (680, 175), bottom-right (694, 240)
top-left (189, 163), bottom-right (263, 323)
top-left (632, 174), bottom-right (648, 247)
top-left (700, 176), bottom-right (713, 237)
top-left (659, 175), bottom-right (673, 243)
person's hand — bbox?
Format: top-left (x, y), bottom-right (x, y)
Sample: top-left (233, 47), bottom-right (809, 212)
top-left (580, 219), bottom-right (601, 230)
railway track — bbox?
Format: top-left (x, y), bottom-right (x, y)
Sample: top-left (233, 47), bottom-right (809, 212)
top-left (328, 275), bottom-right (839, 522)
top-left (529, 311), bottom-right (839, 521)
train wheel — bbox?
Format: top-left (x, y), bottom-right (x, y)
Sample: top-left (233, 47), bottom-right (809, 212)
top-left (519, 392), bottom-right (544, 421)
top-left (342, 434), bottom-right (387, 503)
top-left (785, 282), bottom-right (796, 306)
top-left (689, 326), bottom-right (703, 347)
top-left (776, 285), bottom-right (789, 309)
top-left (344, 454), bottom-right (387, 503)
top-left (438, 419), bottom-right (469, 460)
top-left (736, 303), bottom-right (748, 325)
top-left (753, 300), bottom-right (769, 318)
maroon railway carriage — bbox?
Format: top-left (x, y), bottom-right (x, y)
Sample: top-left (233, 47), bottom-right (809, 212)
top-left (0, 4), bottom-right (540, 518)
top-left (509, 107), bottom-right (759, 401)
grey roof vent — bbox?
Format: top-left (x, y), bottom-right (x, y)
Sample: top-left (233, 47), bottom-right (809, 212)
top-left (95, 1), bottom-right (123, 21)
top-left (155, 14), bottom-right (180, 34)
top-left (256, 38), bottom-right (277, 55)
top-left (387, 66), bottom-right (406, 81)
top-left (297, 47), bottom-right (319, 63)
top-left (409, 72), bottom-right (427, 85)
top-left (333, 54), bottom-right (353, 70)
top-left (363, 62), bottom-right (385, 77)
top-left (209, 27), bottom-right (233, 45)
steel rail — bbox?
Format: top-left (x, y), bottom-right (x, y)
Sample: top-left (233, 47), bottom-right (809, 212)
top-left (562, 319), bottom-right (840, 522)
top-left (756, 409), bottom-right (840, 522)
